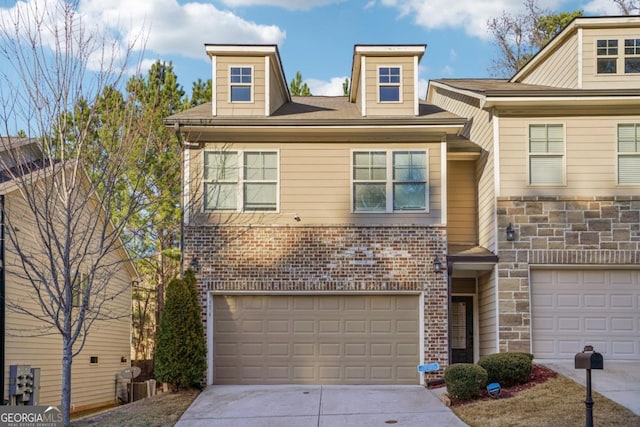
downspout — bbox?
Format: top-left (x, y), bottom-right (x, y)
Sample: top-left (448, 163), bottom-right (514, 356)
top-left (0, 195), bottom-right (5, 405)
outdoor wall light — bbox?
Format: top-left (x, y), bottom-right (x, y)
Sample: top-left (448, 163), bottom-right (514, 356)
top-left (189, 255), bottom-right (199, 272)
top-left (433, 256), bottom-right (442, 273)
top-left (506, 223), bottom-right (515, 241)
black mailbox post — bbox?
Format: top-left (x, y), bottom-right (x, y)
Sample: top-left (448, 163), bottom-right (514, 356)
top-left (574, 345), bottom-right (603, 427)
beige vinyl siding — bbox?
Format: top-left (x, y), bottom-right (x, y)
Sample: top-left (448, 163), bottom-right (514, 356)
top-left (447, 160), bottom-right (477, 244)
top-left (582, 28), bottom-right (640, 89)
top-left (190, 141), bottom-right (443, 226)
top-left (430, 87), bottom-right (496, 250)
top-left (268, 58), bottom-right (287, 115)
top-left (520, 32), bottom-right (579, 88)
top-left (499, 115), bottom-right (640, 196)
top-left (365, 57), bottom-right (415, 116)
top-left (216, 56), bottom-right (266, 116)
top-left (477, 272), bottom-right (497, 357)
top-left (3, 190), bottom-right (132, 411)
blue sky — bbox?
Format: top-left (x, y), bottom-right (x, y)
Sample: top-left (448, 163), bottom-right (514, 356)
top-left (0, 0), bottom-right (627, 98)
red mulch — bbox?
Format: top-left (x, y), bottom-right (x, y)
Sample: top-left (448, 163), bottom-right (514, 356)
top-left (448, 364), bottom-right (559, 406)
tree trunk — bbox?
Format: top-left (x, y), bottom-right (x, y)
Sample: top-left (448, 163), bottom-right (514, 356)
top-left (61, 340), bottom-right (73, 426)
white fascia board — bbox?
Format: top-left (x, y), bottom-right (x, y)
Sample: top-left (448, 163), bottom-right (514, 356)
top-left (354, 45), bottom-right (426, 57)
top-left (428, 81), bottom-right (487, 105)
top-left (483, 96), bottom-right (640, 108)
top-left (205, 45), bottom-right (278, 55)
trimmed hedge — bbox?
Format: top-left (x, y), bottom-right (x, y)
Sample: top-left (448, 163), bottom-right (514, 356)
top-left (478, 352), bottom-right (533, 387)
top-left (444, 363), bottom-right (488, 400)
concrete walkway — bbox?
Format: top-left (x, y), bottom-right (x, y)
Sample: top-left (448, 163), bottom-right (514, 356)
top-left (539, 360), bottom-right (640, 416)
top-left (175, 384), bottom-right (468, 427)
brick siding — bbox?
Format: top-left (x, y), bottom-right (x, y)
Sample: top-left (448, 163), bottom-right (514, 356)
top-left (184, 224), bottom-right (449, 376)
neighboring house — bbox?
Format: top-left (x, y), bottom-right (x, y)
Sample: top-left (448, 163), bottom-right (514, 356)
top-left (167, 15), bottom-right (639, 387)
top-left (0, 137), bottom-right (135, 411)
top-left (427, 16), bottom-right (640, 362)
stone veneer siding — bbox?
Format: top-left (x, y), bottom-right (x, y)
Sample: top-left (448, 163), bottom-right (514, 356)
top-left (183, 224), bottom-right (449, 376)
top-left (497, 196), bottom-right (640, 353)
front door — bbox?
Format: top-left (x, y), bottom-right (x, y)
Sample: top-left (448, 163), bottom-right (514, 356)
top-left (451, 296), bottom-right (474, 364)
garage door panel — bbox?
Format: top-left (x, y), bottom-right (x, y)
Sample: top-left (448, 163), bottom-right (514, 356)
top-left (611, 295), bottom-right (633, 308)
top-left (319, 320), bottom-right (340, 333)
top-left (212, 294), bottom-right (420, 384)
top-left (557, 294), bottom-right (580, 308)
top-left (531, 270), bottom-right (640, 360)
top-left (584, 294), bottom-right (606, 308)
top-left (345, 320), bottom-right (366, 333)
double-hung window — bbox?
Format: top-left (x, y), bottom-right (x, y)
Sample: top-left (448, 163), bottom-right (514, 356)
top-left (378, 66), bottom-right (401, 102)
top-left (243, 151), bottom-right (278, 210)
top-left (229, 66), bottom-right (252, 102)
top-left (617, 124), bottom-right (640, 184)
top-left (529, 124), bottom-right (565, 185)
top-left (597, 39), bottom-right (618, 74)
top-left (204, 151), bottom-right (238, 210)
top-left (624, 39), bottom-right (640, 74)
top-left (204, 150), bottom-right (278, 211)
top-left (353, 150), bottom-right (428, 212)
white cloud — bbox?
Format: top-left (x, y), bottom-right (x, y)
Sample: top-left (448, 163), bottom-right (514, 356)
top-left (79, 0), bottom-right (286, 60)
top-left (418, 78), bottom-right (428, 100)
top-left (379, 0), bottom-right (574, 39)
top-left (1, 0), bottom-right (286, 72)
top-left (449, 49), bottom-right (457, 61)
top-left (221, 0), bottom-right (345, 10)
top-left (306, 76), bottom-right (349, 96)
top-left (364, 1), bottom-right (376, 10)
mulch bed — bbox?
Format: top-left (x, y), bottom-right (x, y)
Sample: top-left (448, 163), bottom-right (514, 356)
top-left (450, 364), bottom-right (559, 406)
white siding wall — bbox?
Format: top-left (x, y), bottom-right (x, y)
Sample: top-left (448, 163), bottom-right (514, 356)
top-left (521, 32), bottom-right (579, 88)
top-left (499, 114), bottom-right (640, 196)
top-left (430, 87), bottom-right (496, 250)
top-left (582, 28), bottom-right (640, 89)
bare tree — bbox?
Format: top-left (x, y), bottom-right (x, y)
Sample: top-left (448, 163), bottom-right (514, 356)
top-left (487, 0), bottom-right (583, 76)
top-left (613, 0), bottom-right (640, 14)
top-left (0, 1), bottom-right (152, 424)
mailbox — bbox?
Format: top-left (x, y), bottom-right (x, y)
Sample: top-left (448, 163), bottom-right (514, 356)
top-left (575, 345), bottom-right (603, 370)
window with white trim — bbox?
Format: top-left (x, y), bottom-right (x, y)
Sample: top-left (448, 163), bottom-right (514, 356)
top-left (204, 150), bottom-right (278, 211)
top-left (378, 66), bottom-right (401, 102)
top-left (229, 66), bottom-right (252, 102)
top-left (353, 150), bottom-right (428, 212)
top-left (529, 124), bottom-right (565, 185)
top-left (597, 39), bottom-right (618, 74)
top-left (624, 39), bottom-right (640, 74)
top-left (617, 124), bottom-right (640, 184)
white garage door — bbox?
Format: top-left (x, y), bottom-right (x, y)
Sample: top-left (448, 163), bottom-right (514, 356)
top-left (531, 269), bottom-right (640, 360)
top-left (212, 294), bottom-right (420, 384)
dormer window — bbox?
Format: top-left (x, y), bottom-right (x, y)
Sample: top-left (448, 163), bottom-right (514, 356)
top-left (624, 39), bottom-right (640, 73)
top-left (229, 66), bottom-right (252, 102)
top-left (378, 66), bottom-right (401, 102)
top-left (596, 39), bottom-right (618, 74)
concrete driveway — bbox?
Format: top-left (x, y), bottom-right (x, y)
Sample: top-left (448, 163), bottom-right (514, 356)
top-left (175, 384), bottom-right (468, 427)
top-left (539, 360), bottom-right (640, 416)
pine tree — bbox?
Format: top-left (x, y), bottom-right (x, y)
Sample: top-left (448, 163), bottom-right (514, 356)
top-left (154, 269), bottom-right (207, 390)
top-left (290, 71), bottom-right (311, 96)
